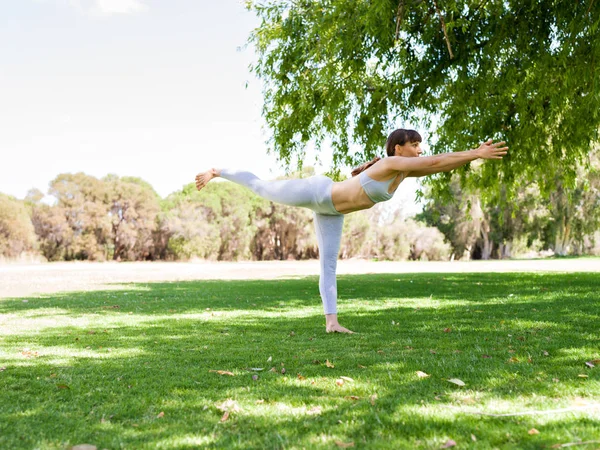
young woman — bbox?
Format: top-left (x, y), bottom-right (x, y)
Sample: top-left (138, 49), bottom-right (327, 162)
top-left (195, 129), bottom-right (508, 334)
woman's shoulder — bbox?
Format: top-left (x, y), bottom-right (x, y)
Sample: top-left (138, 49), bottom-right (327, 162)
top-left (367, 156), bottom-right (404, 176)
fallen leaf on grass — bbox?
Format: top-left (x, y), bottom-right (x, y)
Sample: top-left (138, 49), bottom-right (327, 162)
top-left (357, 364), bottom-right (367, 369)
top-left (216, 399), bottom-right (241, 421)
top-left (370, 394), bottom-right (377, 405)
top-left (71, 445), bottom-right (97, 450)
top-left (345, 396), bottom-right (360, 400)
top-left (252, 375), bottom-right (258, 381)
top-left (430, 350), bottom-right (437, 354)
top-left (471, 434), bottom-right (477, 441)
top-left (325, 360), bottom-right (335, 368)
top-left (256, 399), bottom-right (264, 404)
top-left (542, 351), bottom-right (549, 356)
top-left (528, 428), bottom-right (540, 435)
top-left (578, 374), bottom-right (589, 378)
top-left (0, 367), bottom-right (6, 372)
top-left (57, 384), bottom-right (70, 389)
top-left (416, 371), bottom-right (430, 378)
top-left (334, 441), bottom-right (354, 448)
top-left (447, 378), bottom-right (466, 387)
top-left (336, 379), bottom-right (344, 386)
top-left (250, 368), bottom-right (264, 371)
top-left (482, 355), bottom-right (492, 359)
top-left (307, 406), bottom-right (322, 415)
top-left (21, 349), bottom-right (39, 358)
top-left (585, 361), bottom-right (596, 369)
top-left (209, 370), bottom-right (235, 376)
top-left (156, 412), bottom-right (164, 418)
top-left (441, 439), bottom-right (457, 448)
top-left (508, 357), bottom-right (519, 363)
top-left (443, 328), bottom-right (452, 333)
top-left (339, 376), bottom-right (354, 382)
top-left (297, 374), bottom-right (306, 380)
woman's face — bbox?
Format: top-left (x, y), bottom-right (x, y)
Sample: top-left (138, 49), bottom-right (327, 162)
top-left (394, 141), bottom-right (422, 157)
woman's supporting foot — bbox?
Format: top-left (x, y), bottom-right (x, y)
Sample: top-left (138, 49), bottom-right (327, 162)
top-left (195, 168), bottom-right (219, 191)
top-left (325, 314), bottom-right (354, 334)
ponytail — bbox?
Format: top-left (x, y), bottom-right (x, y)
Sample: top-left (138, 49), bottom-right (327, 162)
top-left (351, 157), bottom-right (381, 177)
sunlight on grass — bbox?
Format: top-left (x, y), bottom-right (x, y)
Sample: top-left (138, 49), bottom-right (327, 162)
top-left (1, 272), bottom-right (599, 449)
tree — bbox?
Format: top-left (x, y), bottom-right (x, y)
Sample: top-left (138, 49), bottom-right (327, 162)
top-left (247, 0), bottom-right (600, 195)
top-left (0, 194), bottom-right (37, 258)
top-left (103, 175), bottom-right (161, 261)
top-left (26, 192), bottom-right (73, 262)
top-left (49, 173), bottom-right (111, 260)
top-left (419, 147), bottom-right (600, 258)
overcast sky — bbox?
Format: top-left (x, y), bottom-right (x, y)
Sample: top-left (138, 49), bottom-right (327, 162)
top-left (0, 0), bottom-right (422, 214)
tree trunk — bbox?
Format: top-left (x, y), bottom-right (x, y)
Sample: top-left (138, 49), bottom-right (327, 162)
top-left (480, 220), bottom-right (492, 260)
top-left (554, 220), bottom-right (572, 256)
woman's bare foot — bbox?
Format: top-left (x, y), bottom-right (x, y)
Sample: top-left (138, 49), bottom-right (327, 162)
top-left (325, 314), bottom-right (355, 334)
top-left (195, 168), bottom-right (219, 191)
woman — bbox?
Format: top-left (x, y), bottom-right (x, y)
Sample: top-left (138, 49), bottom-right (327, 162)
top-left (195, 129), bottom-right (508, 333)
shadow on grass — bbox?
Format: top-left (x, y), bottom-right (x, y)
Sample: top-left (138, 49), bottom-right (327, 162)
top-left (0, 272), bottom-right (599, 449)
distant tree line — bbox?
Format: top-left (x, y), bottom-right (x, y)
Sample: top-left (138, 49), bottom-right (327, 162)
top-left (1, 158), bottom-right (599, 262)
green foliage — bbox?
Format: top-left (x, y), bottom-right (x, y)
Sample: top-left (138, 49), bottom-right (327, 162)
top-left (0, 194), bottom-right (37, 258)
top-left (40, 173), bottom-right (162, 261)
top-left (419, 149), bottom-right (600, 258)
top-left (247, 0), bottom-right (600, 195)
top-left (343, 207), bottom-right (451, 260)
top-left (102, 175), bottom-right (162, 261)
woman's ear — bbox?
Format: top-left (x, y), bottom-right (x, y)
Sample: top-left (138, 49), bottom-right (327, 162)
top-left (394, 144), bottom-right (402, 156)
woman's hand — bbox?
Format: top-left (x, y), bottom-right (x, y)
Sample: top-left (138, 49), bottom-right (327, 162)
top-left (475, 139), bottom-right (508, 160)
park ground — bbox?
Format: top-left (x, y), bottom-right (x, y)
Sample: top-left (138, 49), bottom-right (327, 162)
top-left (0, 259), bottom-right (599, 449)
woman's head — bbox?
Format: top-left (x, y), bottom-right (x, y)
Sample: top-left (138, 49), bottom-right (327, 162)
top-left (385, 129), bottom-right (422, 157)
top-left (350, 128), bottom-right (423, 177)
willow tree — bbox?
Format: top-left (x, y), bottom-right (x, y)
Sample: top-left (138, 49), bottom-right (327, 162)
top-left (246, 0), bottom-right (600, 197)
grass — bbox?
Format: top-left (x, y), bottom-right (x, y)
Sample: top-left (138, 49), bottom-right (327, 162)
top-left (0, 272), bottom-right (599, 449)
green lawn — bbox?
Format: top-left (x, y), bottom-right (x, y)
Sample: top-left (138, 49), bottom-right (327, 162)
top-left (1, 272), bottom-right (599, 449)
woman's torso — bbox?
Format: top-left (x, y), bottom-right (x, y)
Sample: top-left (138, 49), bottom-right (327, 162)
top-left (331, 159), bottom-right (407, 214)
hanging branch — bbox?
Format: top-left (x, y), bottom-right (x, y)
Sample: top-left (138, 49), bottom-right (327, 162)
top-left (432, 0), bottom-right (454, 59)
top-left (587, 0), bottom-right (595, 13)
top-left (395, 0), bottom-right (405, 41)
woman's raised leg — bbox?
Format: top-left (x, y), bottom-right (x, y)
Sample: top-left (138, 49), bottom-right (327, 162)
top-left (199, 168), bottom-right (317, 208)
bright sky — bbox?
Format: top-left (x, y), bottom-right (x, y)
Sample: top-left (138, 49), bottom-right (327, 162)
top-left (0, 0), bottom-right (422, 215)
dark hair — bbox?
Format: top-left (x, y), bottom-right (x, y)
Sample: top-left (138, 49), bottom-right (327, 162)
top-left (351, 129), bottom-right (422, 177)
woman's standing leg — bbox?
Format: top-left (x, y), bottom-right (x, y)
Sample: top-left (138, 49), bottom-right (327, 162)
top-left (313, 213), bottom-right (353, 333)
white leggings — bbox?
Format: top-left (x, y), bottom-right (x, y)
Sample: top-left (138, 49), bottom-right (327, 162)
top-left (220, 169), bottom-right (344, 314)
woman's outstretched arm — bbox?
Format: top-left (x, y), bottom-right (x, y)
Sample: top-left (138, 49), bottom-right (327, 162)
top-left (384, 139), bottom-right (508, 177)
